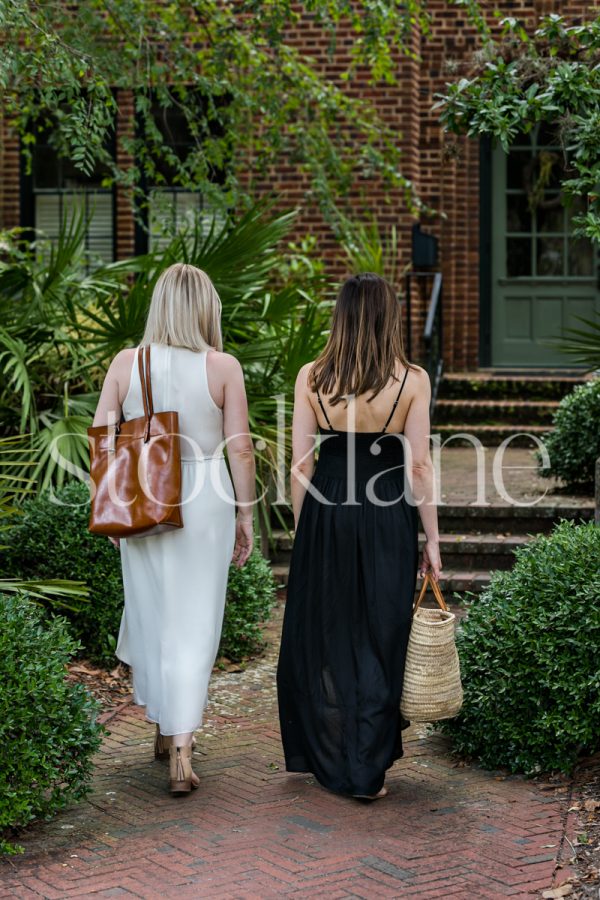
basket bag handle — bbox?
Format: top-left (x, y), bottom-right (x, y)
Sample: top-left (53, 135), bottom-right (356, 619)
top-left (413, 572), bottom-right (448, 613)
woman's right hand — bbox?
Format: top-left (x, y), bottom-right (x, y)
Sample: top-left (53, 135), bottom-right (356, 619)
top-left (232, 514), bottom-right (253, 568)
top-left (419, 538), bottom-right (442, 581)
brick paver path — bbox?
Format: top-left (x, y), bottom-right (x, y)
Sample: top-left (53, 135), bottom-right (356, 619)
top-left (1, 600), bottom-right (578, 899)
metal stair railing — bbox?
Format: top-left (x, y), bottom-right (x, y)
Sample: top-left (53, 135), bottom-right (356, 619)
top-left (405, 270), bottom-right (444, 414)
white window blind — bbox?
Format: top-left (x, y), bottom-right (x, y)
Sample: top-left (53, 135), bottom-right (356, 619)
top-left (35, 191), bottom-right (114, 264)
top-left (149, 189), bottom-right (199, 250)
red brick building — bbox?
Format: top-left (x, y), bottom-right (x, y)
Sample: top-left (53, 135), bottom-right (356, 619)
top-left (1, 0), bottom-right (597, 373)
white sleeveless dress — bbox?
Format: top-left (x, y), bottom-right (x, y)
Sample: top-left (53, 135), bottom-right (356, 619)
top-left (116, 343), bottom-right (236, 735)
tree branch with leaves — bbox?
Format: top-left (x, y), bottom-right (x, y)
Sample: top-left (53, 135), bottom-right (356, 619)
top-left (0, 0), bottom-right (438, 223)
top-left (435, 12), bottom-right (600, 242)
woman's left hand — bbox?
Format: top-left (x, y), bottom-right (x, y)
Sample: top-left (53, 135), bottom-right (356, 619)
top-left (419, 538), bottom-right (442, 581)
top-left (108, 536), bottom-right (121, 549)
top-left (232, 514), bottom-right (253, 568)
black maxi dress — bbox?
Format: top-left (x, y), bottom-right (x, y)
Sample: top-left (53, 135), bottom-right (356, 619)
top-left (277, 372), bottom-right (419, 797)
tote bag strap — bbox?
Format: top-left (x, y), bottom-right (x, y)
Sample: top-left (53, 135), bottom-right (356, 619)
top-left (137, 345), bottom-right (154, 441)
top-left (414, 572), bottom-right (448, 613)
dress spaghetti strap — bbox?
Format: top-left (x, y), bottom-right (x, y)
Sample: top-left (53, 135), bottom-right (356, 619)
top-left (316, 389), bottom-right (335, 432)
top-left (381, 368), bottom-right (409, 434)
top-left (317, 369), bottom-right (409, 434)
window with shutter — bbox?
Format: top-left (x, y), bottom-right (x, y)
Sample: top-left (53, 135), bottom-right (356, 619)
top-left (135, 93), bottom-right (228, 254)
top-left (21, 117), bottom-right (115, 269)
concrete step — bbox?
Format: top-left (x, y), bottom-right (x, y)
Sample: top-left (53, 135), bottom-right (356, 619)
top-left (420, 532), bottom-right (528, 569)
top-left (435, 423), bottom-right (551, 446)
top-left (269, 502), bottom-right (594, 536)
top-left (271, 562), bottom-right (492, 597)
top-left (434, 399), bottom-right (559, 426)
top-left (435, 569), bottom-right (492, 597)
top-left (272, 563), bottom-right (290, 586)
top-left (437, 502), bottom-right (593, 534)
top-left (270, 529), bottom-right (531, 570)
top-left (439, 370), bottom-right (590, 401)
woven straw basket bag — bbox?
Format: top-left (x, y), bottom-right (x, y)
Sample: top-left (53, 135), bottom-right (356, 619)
top-left (400, 573), bottom-right (463, 723)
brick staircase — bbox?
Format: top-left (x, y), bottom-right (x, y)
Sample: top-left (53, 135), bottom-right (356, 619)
top-left (269, 502), bottom-right (593, 598)
top-left (268, 370), bottom-right (594, 599)
top-left (435, 369), bottom-right (589, 446)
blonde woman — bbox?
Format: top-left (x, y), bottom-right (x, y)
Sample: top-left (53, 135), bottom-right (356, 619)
top-left (93, 263), bottom-right (255, 794)
top-left (277, 273), bottom-right (441, 800)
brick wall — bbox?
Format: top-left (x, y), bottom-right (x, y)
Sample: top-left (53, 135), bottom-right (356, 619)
top-left (0, 0), bottom-right (593, 370)
top-left (0, 113), bottom-right (20, 233)
top-left (115, 90), bottom-right (136, 260)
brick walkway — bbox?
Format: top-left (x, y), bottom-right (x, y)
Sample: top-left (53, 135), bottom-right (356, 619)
top-left (1, 600), bottom-right (579, 899)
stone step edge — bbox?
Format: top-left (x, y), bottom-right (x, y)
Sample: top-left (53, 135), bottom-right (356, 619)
top-left (271, 563), bottom-right (492, 588)
top-left (269, 503), bottom-right (594, 526)
top-left (267, 504), bottom-right (594, 536)
top-left (438, 503), bottom-right (594, 516)
top-left (442, 371), bottom-right (590, 382)
top-left (436, 399), bottom-right (560, 408)
top-left (270, 529), bottom-right (532, 549)
top-left (438, 424), bottom-right (551, 433)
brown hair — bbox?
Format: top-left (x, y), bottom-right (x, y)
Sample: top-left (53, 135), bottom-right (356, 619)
top-left (309, 273), bottom-right (414, 406)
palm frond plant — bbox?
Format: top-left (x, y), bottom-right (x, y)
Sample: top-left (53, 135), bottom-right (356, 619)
top-left (163, 208), bottom-right (333, 541)
top-left (337, 213), bottom-right (401, 289)
top-left (1, 204), bottom-right (335, 537)
top-left (548, 313), bottom-right (600, 372)
top-left (0, 210), bottom-right (125, 497)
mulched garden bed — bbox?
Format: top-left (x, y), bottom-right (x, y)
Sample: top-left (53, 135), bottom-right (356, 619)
top-left (561, 753), bottom-right (600, 899)
top-left (65, 655), bottom-right (263, 717)
top-left (66, 660), bottom-right (132, 714)
top-left (66, 589), bottom-right (287, 717)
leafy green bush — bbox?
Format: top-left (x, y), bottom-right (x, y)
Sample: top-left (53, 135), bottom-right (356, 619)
top-left (219, 549), bottom-right (277, 662)
top-left (0, 480), bottom-right (277, 666)
top-left (438, 520), bottom-right (600, 775)
top-left (0, 592), bottom-right (102, 854)
top-left (538, 379), bottom-right (600, 488)
top-left (0, 480), bottom-right (124, 666)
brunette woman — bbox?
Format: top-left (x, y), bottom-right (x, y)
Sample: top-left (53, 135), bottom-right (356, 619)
top-left (277, 273), bottom-right (441, 799)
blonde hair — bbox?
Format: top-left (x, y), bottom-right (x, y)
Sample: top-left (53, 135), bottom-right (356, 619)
top-left (142, 263), bottom-right (223, 351)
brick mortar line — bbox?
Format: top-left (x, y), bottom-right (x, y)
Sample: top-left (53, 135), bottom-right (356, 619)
top-left (98, 697), bottom-right (133, 726)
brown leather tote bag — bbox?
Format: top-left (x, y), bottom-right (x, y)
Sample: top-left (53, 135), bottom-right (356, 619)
top-left (87, 345), bottom-right (183, 538)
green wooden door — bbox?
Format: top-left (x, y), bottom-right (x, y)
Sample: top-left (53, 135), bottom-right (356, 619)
top-left (491, 124), bottom-right (599, 367)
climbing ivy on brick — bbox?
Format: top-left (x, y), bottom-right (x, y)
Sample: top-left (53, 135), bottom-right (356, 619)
top-left (0, 0), bottom-right (436, 222)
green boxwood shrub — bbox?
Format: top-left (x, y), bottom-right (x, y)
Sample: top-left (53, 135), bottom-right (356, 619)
top-left (219, 548), bottom-right (277, 661)
top-left (0, 480), bottom-right (276, 667)
top-left (0, 592), bottom-right (102, 854)
top-left (438, 520), bottom-right (600, 775)
top-left (0, 480), bottom-right (125, 665)
top-left (538, 378), bottom-right (600, 488)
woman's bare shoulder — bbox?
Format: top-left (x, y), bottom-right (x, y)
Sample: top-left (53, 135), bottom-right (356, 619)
top-left (109, 347), bottom-right (137, 375)
top-left (404, 362), bottom-right (430, 383)
top-left (403, 364), bottom-right (431, 402)
top-left (206, 350), bottom-right (244, 377)
top-left (295, 361), bottom-right (317, 390)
